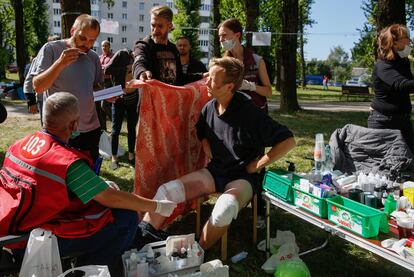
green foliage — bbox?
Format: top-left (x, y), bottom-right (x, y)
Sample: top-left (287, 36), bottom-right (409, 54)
top-left (172, 0), bottom-right (202, 60)
top-left (219, 0), bottom-right (246, 25)
top-left (0, 1), bottom-right (15, 77)
top-left (24, 0), bottom-right (49, 56)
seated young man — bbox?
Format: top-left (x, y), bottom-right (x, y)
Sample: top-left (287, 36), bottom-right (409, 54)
top-left (138, 57), bottom-right (296, 250)
top-left (0, 92), bottom-right (177, 275)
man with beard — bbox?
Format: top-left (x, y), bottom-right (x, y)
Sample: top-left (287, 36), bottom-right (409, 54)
top-left (32, 14), bottom-right (104, 162)
top-left (132, 5), bottom-right (184, 85)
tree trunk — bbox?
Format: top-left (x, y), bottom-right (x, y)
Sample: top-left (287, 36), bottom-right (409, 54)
top-left (13, 0), bottom-right (25, 84)
top-left (375, 0), bottom-right (405, 58)
top-left (212, 0), bottom-right (221, 58)
top-left (60, 0), bottom-right (91, 39)
top-left (279, 0), bottom-right (300, 112)
top-left (298, 4), bottom-right (306, 89)
top-left (245, 0), bottom-right (259, 49)
top-left (275, 45), bottom-right (281, 92)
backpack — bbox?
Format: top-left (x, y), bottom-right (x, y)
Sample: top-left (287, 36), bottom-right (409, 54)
top-left (0, 167), bottom-right (36, 236)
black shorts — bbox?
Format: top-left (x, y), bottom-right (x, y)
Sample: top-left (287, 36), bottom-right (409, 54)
top-left (206, 165), bottom-right (260, 193)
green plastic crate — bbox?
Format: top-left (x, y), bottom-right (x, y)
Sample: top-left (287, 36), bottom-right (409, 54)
top-left (293, 186), bottom-right (328, 218)
top-left (263, 169), bottom-right (300, 203)
top-left (326, 195), bottom-right (385, 238)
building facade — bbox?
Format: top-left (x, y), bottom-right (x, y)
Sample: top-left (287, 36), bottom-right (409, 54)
top-left (46, 0), bottom-right (212, 66)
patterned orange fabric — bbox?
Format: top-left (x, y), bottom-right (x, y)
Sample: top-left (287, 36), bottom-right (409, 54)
top-left (130, 79), bottom-right (210, 222)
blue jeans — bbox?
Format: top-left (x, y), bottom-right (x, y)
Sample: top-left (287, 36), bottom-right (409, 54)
top-left (111, 95), bottom-right (139, 155)
top-left (58, 209), bottom-right (139, 274)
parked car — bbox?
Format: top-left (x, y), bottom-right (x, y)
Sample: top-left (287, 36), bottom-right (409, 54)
top-left (345, 77), bottom-right (369, 87)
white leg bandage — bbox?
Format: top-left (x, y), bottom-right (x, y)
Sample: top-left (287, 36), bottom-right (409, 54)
top-left (211, 194), bottom-right (240, 227)
top-left (153, 179), bottom-right (186, 203)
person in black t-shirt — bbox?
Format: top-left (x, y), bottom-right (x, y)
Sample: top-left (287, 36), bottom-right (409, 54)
top-left (132, 5), bottom-right (184, 86)
top-left (369, 24), bottom-right (414, 153)
top-left (176, 36), bottom-right (207, 83)
top-left (137, 57), bottom-right (295, 251)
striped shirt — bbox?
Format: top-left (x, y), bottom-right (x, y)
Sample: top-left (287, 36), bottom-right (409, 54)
top-left (66, 160), bottom-right (109, 203)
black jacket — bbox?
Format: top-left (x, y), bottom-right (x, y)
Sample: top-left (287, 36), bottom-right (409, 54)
top-left (132, 36), bottom-right (184, 86)
top-left (182, 57), bottom-right (207, 83)
top-left (104, 49), bottom-right (133, 88)
top-left (371, 56), bottom-right (414, 115)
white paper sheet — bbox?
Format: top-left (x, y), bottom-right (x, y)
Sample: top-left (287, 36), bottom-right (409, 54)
top-left (252, 32), bottom-right (272, 46)
top-left (93, 85), bottom-right (123, 102)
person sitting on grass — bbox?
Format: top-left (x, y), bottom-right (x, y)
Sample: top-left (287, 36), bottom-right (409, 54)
top-left (0, 92), bottom-right (177, 275)
top-left (136, 57), bottom-right (296, 250)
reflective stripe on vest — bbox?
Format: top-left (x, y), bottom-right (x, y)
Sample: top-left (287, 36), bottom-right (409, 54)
top-left (5, 152), bottom-right (65, 185)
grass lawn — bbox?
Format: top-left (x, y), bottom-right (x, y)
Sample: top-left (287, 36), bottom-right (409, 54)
top-left (0, 98), bottom-right (412, 277)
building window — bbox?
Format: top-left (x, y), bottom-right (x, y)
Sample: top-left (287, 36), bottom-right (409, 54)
top-left (108, 13), bottom-right (113, 19)
top-left (139, 26), bottom-right (144, 33)
top-left (122, 25), bottom-right (127, 32)
top-left (53, 0), bottom-right (59, 3)
top-left (122, 13), bottom-right (127, 19)
top-left (199, 29), bottom-right (209, 35)
top-left (167, 2), bottom-right (173, 8)
top-left (139, 2), bottom-right (145, 10)
top-left (53, 21), bottom-right (60, 27)
top-left (122, 1), bottom-right (127, 8)
top-left (200, 16), bottom-right (210, 23)
top-left (53, 8), bottom-right (60, 15)
top-left (139, 15), bottom-right (144, 21)
top-left (91, 0), bottom-right (97, 4)
top-left (107, 37), bottom-right (113, 43)
top-left (91, 10), bottom-right (100, 17)
top-left (153, 3), bottom-right (159, 6)
top-left (122, 37), bottom-right (127, 44)
top-left (199, 40), bottom-right (208, 47)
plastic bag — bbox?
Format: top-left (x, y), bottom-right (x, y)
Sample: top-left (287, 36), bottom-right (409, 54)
top-left (57, 265), bottom-right (111, 277)
top-left (260, 230), bottom-right (300, 273)
top-left (99, 131), bottom-right (125, 159)
top-left (19, 228), bottom-right (62, 277)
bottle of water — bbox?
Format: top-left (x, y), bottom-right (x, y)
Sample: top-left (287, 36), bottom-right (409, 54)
top-left (314, 133), bottom-right (325, 173)
top-left (323, 144), bottom-right (333, 173)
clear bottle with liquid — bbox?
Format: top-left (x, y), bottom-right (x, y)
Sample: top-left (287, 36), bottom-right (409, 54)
top-left (314, 133), bottom-right (326, 172)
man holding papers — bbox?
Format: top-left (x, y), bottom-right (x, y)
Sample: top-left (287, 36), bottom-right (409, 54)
top-left (32, 14), bottom-right (103, 161)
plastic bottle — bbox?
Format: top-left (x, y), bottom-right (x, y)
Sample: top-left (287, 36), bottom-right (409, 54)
top-left (323, 145), bottom-right (333, 173)
top-left (136, 258), bottom-right (149, 277)
top-left (314, 134), bottom-right (325, 172)
top-left (128, 252), bottom-right (138, 277)
top-left (146, 245), bottom-right (154, 264)
top-left (231, 251), bottom-right (248, 263)
top-left (384, 194), bottom-right (397, 216)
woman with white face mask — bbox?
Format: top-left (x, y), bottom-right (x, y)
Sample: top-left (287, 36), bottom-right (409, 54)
top-left (218, 19), bottom-right (272, 113)
top-left (368, 24), bottom-right (414, 153)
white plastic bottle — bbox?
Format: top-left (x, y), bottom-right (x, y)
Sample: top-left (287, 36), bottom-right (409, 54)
top-left (128, 252), bottom-right (138, 277)
top-left (137, 258), bottom-right (149, 277)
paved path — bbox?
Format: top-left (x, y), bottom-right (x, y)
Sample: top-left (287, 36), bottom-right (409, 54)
top-left (3, 99), bottom-right (372, 119)
top-left (269, 100), bottom-right (371, 112)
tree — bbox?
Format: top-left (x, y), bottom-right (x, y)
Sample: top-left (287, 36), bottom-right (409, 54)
top-left (298, 0), bottom-right (315, 89)
top-left (0, 1), bottom-right (14, 78)
top-left (326, 46), bottom-right (351, 83)
top-left (376, 0), bottom-right (406, 32)
top-left (212, 0), bottom-right (221, 58)
top-left (172, 0), bottom-right (202, 59)
top-left (60, 0), bottom-right (91, 38)
top-left (279, 0), bottom-right (300, 112)
top-left (245, 0), bottom-right (259, 48)
top-left (12, 0), bottom-right (25, 83)
top-left (25, 0), bottom-right (49, 55)
top-left (351, 0), bottom-right (376, 68)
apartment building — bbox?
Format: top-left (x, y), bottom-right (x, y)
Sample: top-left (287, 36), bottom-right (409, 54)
top-left (46, 0), bottom-right (213, 65)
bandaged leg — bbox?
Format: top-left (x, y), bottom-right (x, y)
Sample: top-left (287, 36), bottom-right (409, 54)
top-left (153, 179), bottom-right (186, 203)
top-left (211, 194), bottom-right (240, 227)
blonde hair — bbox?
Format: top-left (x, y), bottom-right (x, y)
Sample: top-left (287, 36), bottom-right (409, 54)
top-left (150, 5), bottom-right (173, 22)
top-left (209, 57), bottom-right (244, 93)
top-left (377, 24), bottom-right (410, 60)
top-left (72, 14), bottom-right (100, 33)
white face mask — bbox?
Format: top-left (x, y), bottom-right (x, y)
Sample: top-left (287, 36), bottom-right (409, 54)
top-left (220, 39), bottom-right (236, 51)
top-left (397, 45), bottom-right (412, 58)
